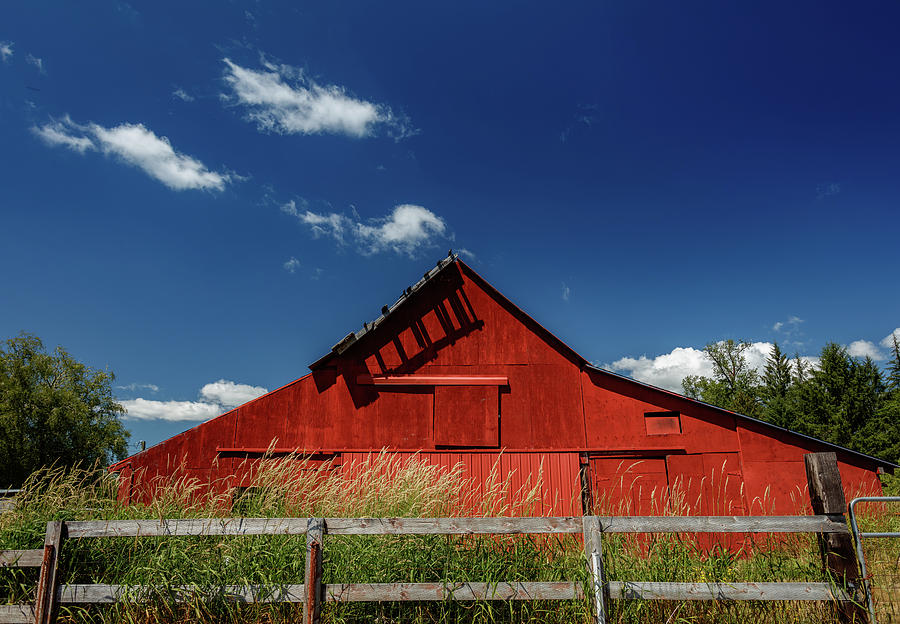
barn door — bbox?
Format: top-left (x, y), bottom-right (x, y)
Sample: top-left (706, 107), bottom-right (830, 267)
top-left (433, 386), bottom-right (499, 447)
top-left (589, 456), bottom-right (669, 515)
top-left (665, 453), bottom-right (746, 515)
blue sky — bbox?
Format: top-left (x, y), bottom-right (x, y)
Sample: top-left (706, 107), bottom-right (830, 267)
top-left (2, 1), bottom-right (898, 451)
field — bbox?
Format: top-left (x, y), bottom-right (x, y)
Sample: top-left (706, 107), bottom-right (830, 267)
top-left (1, 453), bottom-right (897, 623)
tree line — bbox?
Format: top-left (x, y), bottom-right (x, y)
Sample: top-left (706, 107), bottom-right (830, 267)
top-left (682, 336), bottom-right (900, 466)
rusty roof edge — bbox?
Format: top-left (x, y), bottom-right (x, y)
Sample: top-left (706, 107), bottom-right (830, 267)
top-left (586, 364), bottom-right (899, 470)
top-left (309, 252), bottom-right (459, 370)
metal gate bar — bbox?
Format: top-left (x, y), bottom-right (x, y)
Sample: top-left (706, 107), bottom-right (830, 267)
top-left (848, 496), bottom-right (900, 624)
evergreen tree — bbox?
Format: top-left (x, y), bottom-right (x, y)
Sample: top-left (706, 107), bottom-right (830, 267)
top-left (760, 342), bottom-right (795, 428)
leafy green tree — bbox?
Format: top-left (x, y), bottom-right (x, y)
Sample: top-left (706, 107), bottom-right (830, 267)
top-left (0, 333), bottom-right (129, 487)
top-left (681, 340), bottom-right (761, 417)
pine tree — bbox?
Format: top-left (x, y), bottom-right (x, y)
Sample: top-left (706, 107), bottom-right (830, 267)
top-left (760, 342), bottom-right (796, 428)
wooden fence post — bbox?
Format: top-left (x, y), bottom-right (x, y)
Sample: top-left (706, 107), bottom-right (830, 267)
top-left (33, 521), bottom-right (63, 624)
top-left (304, 518), bottom-right (324, 624)
top-left (582, 515), bottom-right (608, 624)
top-left (804, 452), bottom-right (867, 624)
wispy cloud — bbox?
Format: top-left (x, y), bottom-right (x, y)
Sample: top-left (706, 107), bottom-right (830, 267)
top-left (0, 41), bottom-right (13, 63)
top-left (457, 248), bottom-right (476, 261)
top-left (286, 203), bottom-right (447, 256)
top-left (816, 182), bottom-right (840, 199)
top-left (772, 315), bottom-right (804, 333)
top-left (116, 383), bottom-right (160, 393)
top-left (172, 87), bottom-right (195, 102)
top-left (120, 379), bottom-right (268, 421)
top-left (221, 58), bottom-right (415, 139)
top-left (283, 256), bottom-right (300, 273)
top-left (33, 116), bottom-right (230, 191)
top-left (561, 282), bottom-right (571, 302)
top-left (25, 53), bottom-right (44, 73)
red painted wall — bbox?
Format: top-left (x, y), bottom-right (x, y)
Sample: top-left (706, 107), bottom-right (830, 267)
top-left (114, 260), bottom-right (887, 514)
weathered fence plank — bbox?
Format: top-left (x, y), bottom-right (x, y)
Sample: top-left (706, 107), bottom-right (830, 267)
top-left (57, 584), bottom-right (307, 604)
top-left (610, 581), bottom-right (850, 602)
top-left (594, 515), bottom-right (848, 534)
top-left (323, 582), bottom-right (582, 601)
top-left (52, 581), bottom-right (847, 604)
top-left (62, 515), bottom-right (847, 538)
top-left (583, 516), bottom-right (608, 624)
top-left (0, 604), bottom-right (34, 624)
top-left (304, 518), bottom-right (324, 624)
top-left (0, 550), bottom-right (43, 568)
top-left (33, 521), bottom-right (63, 624)
top-left (804, 453), bottom-right (866, 623)
top-left (65, 518), bottom-right (311, 538)
top-left (323, 517), bottom-right (583, 535)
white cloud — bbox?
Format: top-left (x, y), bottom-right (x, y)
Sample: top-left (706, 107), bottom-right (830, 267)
top-left (33, 120), bottom-right (95, 153)
top-left (25, 53), bottom-right (43, 73)
top-left (880, 328), bottom-right (900, 350)
top-left (172, 88), bottom-right (195, 102)
top-left (283, 256), bottom-right (300, 273)
top-left (116, 383), bottom-right (160, 393)
top-left (200, 379), bottom-right (268, 408)
top-left (120, 379), bottom-right (268, 421)
top-left (609, 346), bottom-right (714, 392)
top-left (772, 316), bottom-right (804, 332)
top-left (561, 282), bottom-right (570, 302)
top-left (289, 203), bottom-right (447, 256)
top-left (0, 41), bottom-right (13, 62)
top-left (608, 341), bottom-right (818, 393)
top-left (457, 248), bottom-right (476, 261)
top-left (33, 117), bottom-right (229, 191)
top-left (120, 398), bottom-right (222, 422)
top-left (847, 340), bottom-right (886, 361)
top-left (222, 58), bottom-right (414, 139)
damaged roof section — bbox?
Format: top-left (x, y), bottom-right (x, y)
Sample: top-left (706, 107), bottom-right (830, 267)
top-left (310, 252), bottom-right (458, 370)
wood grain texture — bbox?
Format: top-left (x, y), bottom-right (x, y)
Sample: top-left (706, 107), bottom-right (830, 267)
top-left (609, 581), bottom-right (849, 602)
top-left (0, 550), bottom-right (43, 567)
top-left (57, 585), bottom-right (306, 604)
top-left (322, 517), bottom-right (583, 535)
top-left (54, 581), bottom-right (848, 604)
top-left (323, 582), bottom-right (583, 602)
top-left (0, 604), bottom-right (34, 624)
top-left (65, 518), bottom-right (311, 538)
top-left (63, 515), bottom-right (847, 539)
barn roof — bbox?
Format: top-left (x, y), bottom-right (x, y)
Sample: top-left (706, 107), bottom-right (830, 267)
top-left (311, 253), bottom-right (898, 470)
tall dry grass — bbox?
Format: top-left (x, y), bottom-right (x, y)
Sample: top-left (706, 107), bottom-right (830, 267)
top-left (0, 452), bottom-right (895, 623)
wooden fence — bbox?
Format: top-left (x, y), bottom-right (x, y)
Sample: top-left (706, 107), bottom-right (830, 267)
top-left (0, 452), bottom-right (870, 624)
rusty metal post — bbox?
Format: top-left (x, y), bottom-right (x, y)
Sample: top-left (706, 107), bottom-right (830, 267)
top-left (804, 452), bottom-right (867, 623)
top-left (33, 521), bottom-right (63, 624)
top-left (304, 517), bottom-right (324, 624)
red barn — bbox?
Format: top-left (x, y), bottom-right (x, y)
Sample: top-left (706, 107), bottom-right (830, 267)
top-left (111, 255), bottom-right (894, 515)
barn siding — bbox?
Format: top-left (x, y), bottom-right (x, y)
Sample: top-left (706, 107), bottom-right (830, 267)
top-left (115, 259), bottom-right (889, 513)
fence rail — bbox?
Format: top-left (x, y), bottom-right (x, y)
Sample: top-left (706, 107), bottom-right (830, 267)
top-left (0, 513), bottom-right (858, 624)
top-left (0, 452), bottom-right (875, 624)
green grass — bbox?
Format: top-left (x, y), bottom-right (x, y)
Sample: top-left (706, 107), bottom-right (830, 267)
top-left (1, 454), bottom-right (896, 623)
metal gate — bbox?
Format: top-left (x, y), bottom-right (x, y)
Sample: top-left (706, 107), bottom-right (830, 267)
top-left (848, 496), bottom-right (900, 624)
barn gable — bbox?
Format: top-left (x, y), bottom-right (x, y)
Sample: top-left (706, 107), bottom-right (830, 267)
top-left (113, 254), bottom-right (893, 514)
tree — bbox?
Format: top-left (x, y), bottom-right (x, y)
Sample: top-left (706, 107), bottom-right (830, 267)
top-left (681, 340), bottom-right (761, 417)
top-left (0, 333), bottom-right (129, 487)
top-left (760, 342), bottom-right (796, 428)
